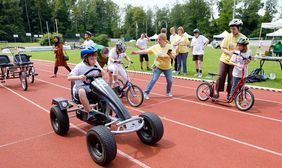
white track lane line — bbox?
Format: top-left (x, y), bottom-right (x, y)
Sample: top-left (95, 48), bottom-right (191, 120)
top-left (0, 84), bottom-right (150, 168)
top-left (33, 78), bottom-right (282, 157)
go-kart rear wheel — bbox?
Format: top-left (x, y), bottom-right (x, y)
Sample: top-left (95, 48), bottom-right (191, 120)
top-left (86, 126), bottom-right (117, 166)
top-left (137, 112), bottom-right (164, 145)
top-left (50, 106), bottom-right (69, 135)
top-left (126, 84), bottom-right (144, 107)
top-left (28, 67), bottom-right (35, 83)
top-left (20, 72), bottom-right (28, 91)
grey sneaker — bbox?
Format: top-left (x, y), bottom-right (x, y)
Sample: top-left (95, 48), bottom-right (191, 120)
top-left (198, 73), bottom-right (202, 78)
top-left (144, 93), bottom-right (150, 100)
top-left (166, 92), bottom-right (173, 97)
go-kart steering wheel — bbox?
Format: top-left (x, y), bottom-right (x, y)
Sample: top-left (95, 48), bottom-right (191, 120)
top-left (83, 67), bottom-right (102, 85)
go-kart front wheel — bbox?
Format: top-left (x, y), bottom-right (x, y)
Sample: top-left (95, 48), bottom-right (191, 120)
top-left (86, 126), bottom-right (117, 166)
top-left (50, 106), bottom-right (69, 135)
top-left (20, 72), bottom-right (28, 91)
top-left (137, 112), bottom-right (164, 145)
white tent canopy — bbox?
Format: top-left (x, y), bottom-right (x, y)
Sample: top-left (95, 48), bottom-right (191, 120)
top-left (149, 34), bottom-right (158, 40)
top-left (213, 30), bottom-right (229, 39)
top-left (266, 28), bottom-right (282, 37)
top-left (261, 18), bottom-right (282, 29)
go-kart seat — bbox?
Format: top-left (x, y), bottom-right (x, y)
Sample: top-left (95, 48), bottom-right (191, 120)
top-left (14, 54), bottom-right (33, 66)
top-left (0, 55), bottom-right (14, 67)
top-left (70, 81), bottom-right (97, 105)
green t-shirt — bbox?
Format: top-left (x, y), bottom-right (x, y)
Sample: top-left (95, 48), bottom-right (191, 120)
top-left (95, 44), bottom-right (108, 63)
top-left (273, 42), bottom-right (282, 51)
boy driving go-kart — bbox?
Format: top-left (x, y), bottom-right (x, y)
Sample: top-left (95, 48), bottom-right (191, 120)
top-left (108, 41), bottom-right (133, 87)
top-left (68, 46), bottom-right (105, 121)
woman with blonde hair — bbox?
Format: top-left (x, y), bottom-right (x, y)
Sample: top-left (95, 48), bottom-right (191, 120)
top-left (132, 33), bottom-right (176, 100)
top-left (174, 26), bottom-right (189, 76)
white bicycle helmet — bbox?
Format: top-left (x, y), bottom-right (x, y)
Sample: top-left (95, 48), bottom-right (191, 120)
top-left (229, 19), bottom-right (243, 27)
top-left (116, 41), bottom-right (127, 53)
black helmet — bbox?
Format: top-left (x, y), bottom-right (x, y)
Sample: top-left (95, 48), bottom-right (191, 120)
top-left (85, 31), bottom-right (92, 36)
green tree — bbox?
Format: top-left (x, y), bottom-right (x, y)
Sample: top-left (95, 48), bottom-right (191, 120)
top-left (123, 6), bottom-right (147, 39)
top-left (237, 0), bottom-right (264, 37)
top-left (0, 0), bottom-right (24, 41)
top-left (51, 0), bottom-right (70, 34)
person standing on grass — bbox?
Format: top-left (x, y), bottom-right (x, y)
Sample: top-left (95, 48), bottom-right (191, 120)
top-left (170, 27), bottom-right (179, 73)
top-left (136, 33), bottom-right (150, 70)
top-left (191, 28), bottom-right (209, 78)
top-left (131, 33), bottom-right (176, 100)
top-left (213, 19), bottom-right (246, 99)
top-left (50, 36), bottom-right (71, 78)
top-left (83, 31), bottom-right (95, 49)
top-left (95, 44), bottom-right (109, 68)
top-left (173, 26), bottom-right (189, 76)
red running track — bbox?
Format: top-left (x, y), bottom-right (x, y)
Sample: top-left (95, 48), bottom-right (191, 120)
top-left (0, 60), bottom-right (281, 168)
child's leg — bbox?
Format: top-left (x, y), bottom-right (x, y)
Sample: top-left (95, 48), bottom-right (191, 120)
top-left (78, 88), bottom-right (91, 112)
top-left (230, 77), bottom-right (241, 98)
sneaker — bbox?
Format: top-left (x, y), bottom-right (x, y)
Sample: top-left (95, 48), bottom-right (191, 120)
top-left (194, 73), bottom-right (199, 77)
top-left (144, 93), bottom-right (150, 100)
top-left (166, 92), bottom-right (173, 97)
top-left (198, 73), bottom-right (202, 78)
top-left (147, 67), bottom-right (151, 71)
top-left (184, 73), bottom-right (187, 76)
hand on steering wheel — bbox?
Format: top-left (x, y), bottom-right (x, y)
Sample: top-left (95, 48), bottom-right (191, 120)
top-left (83, 68), bottom-right (102, 85)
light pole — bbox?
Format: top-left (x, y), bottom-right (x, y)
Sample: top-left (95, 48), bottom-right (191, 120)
top-left (233, 0), bottom-right (236, 19)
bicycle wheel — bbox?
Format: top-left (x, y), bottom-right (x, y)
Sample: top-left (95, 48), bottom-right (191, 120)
top-left (235, 89), bottom-right (255, 111)
top-left (196, 82), bottom-right (212, 101)
top-left (126, 84), bottom-right (144, 107)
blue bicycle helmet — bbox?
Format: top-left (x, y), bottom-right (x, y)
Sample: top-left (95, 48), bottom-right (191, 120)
top-left (80, 46), bottom-right (97, 60)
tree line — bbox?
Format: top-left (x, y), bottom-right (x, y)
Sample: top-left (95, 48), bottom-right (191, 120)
top-left (0, 0), bottom-right (280, 42)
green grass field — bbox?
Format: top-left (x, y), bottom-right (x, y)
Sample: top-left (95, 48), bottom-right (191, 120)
top-left (1, 43), bottom-right (281, 89)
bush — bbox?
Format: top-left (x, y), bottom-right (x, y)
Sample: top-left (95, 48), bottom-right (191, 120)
top-left (92, 34), bottom-right (109, 46)
top-left (40, 33), bottom-right (64, 46)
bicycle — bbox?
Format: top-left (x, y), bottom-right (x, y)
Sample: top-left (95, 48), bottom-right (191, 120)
top-left (196, 53), bottom-right (255, 111)
top-left (112, 62), bottom-right (144, 107)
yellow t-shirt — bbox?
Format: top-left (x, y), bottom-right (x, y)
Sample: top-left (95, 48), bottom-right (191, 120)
top-left (220, 33), bottom-right (246, 63)
top-left (174, 35), bottom-right (189, 53)
top-left (147, 44), bottom-right (173, 70)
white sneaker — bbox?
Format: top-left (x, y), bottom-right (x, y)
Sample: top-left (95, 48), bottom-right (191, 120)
top-left (198, 73), bottom-right (202, 78)
top-left (194, 73), bottom-right (199, 77)
top-left (166, 92), bottom-right (173, 97)
top-left (144, 93), bottom-right (150, 100)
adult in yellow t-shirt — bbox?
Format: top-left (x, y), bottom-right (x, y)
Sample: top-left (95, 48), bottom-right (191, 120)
top-left (131, 33), bottom-right (176, 100)
top-left (173, 26), bottom-right (190, 76)
top-left (214, 19), bottom-right (246, 99)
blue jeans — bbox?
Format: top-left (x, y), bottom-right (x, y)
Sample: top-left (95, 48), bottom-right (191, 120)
top-left (144, 67), bottom-right (173, 94)
top-left (230, 77), bottom-right (241, 97)
top-left (177, 52), bottom-right (188, 74)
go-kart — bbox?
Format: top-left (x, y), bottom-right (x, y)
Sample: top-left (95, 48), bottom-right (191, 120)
top-left (49, 68), bottom-right (164, 166)
top-left (0, 46), bottom-right (37, 90)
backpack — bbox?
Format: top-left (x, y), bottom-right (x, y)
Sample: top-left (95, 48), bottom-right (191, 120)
top-left (246, 68), bottom-right (267, 83)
